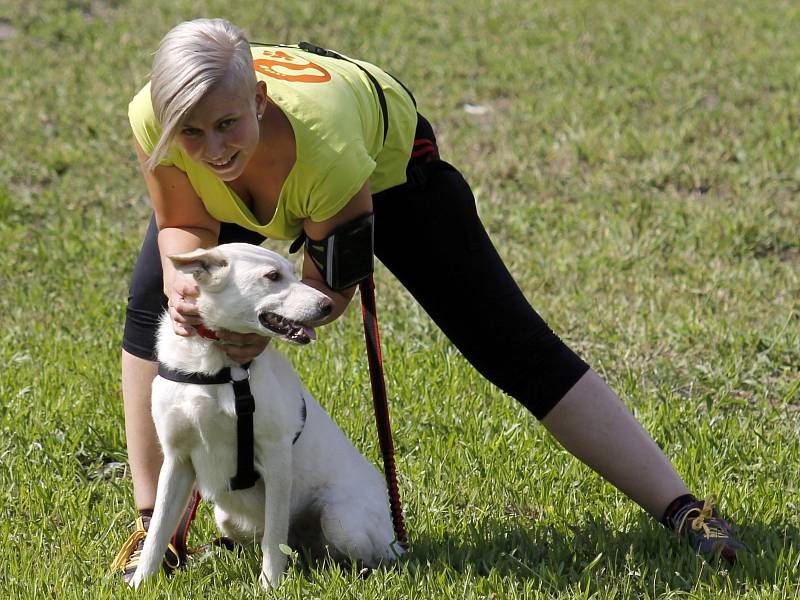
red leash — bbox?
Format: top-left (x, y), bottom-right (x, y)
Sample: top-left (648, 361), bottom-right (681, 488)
top-left (171, 488), bottom-right (201, 563)
top-left (358, 276), bottom-right (407, 548)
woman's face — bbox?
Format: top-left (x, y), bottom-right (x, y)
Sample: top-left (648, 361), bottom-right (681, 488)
top-left (176, 78), bottom-right (267, 181)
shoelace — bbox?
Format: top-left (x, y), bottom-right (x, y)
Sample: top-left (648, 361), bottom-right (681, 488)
top-left (110, 517), bottom-right (181, 572)
top-left (676, 495), bottom-right (731, 540)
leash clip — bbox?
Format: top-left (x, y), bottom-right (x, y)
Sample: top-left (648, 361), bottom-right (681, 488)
top-left (298, 41), bottom-right (340, 59)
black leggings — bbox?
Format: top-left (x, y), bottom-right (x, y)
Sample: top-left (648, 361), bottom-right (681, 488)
top-left (122, 116), bottom-right (589, 419)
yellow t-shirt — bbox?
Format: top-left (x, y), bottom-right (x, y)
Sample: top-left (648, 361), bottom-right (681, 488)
top-left (128, 44), bottom-right (417, 240)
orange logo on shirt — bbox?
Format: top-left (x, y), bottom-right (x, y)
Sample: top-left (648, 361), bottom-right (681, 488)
top-left (253, 50), bottom-right (331, 83)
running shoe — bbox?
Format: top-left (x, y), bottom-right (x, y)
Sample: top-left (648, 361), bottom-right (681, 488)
top-left (670, 495), bottom-right (747, 565)
top-left (110, 515), bottom-right (181, 583)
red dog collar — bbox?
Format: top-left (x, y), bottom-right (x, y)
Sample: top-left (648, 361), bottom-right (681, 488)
top-left (195, 324), bottom-right (219, 340)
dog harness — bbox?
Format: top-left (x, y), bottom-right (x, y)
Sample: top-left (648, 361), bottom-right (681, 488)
top-left (157, 363), bottom-right (307, 491)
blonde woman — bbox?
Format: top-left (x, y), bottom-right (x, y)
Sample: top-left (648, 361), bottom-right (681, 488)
top-left (113, 18), bottom-right (745, 581)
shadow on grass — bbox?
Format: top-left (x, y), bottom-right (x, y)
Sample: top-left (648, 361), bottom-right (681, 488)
top-left (184, 513), bottom-right (797, 595)
top-left (401, 514), bottom-right (798, 593)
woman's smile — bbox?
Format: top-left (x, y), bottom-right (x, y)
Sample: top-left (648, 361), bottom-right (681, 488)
top-left (205, 151), bottom-right (240, 172)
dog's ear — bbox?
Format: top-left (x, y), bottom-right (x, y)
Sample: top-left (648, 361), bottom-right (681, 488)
top-left (169, 248), bottom-right (230, 288)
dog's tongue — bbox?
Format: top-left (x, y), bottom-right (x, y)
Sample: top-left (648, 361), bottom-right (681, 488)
top-left (303, 326), bottom-right (317, 341)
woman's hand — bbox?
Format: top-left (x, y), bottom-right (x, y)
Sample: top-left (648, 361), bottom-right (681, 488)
top-left (166, 270), bottom-right (203, 336)
top-left (166, 270), bottom-right (271, 361)
top-left (215, 331), bottom-right (271, 364)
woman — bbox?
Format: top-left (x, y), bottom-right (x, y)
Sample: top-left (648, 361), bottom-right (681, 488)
top-left (113, 18), bottom-right (745, 580)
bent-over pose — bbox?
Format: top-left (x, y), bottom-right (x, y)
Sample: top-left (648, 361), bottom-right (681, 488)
top-left (113, 17), bottom-right (745, 582)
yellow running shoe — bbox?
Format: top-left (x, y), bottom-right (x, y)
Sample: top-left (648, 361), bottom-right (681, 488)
top-left (111, 515), bottom-right (181, 583)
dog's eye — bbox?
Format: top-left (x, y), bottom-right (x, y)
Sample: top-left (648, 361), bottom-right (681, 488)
top-left (264, 270), bottom-right (281, 281)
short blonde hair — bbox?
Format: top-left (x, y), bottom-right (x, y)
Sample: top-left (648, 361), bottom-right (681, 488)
top-left (146, 18), bottom-right (256, 171)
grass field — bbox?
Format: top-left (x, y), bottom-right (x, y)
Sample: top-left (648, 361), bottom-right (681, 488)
top-left (1, 0), bottom-right (798, 598)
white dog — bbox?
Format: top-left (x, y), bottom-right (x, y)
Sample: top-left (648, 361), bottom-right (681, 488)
top-left (129, 243), bottom-right (400, 589)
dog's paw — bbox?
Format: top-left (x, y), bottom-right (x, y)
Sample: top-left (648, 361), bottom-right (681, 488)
top-left (128, 569), bottom-right (145, 590)
top-left (260, 548), bottom-right (288, 589)
top-left (128, 564), bottom-right (158, 590)
top-left (259, 568), bottom-right (284, 590)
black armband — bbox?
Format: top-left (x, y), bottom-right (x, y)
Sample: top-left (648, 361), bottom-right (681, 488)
top-left (304, 213), bottom-right (374, 292)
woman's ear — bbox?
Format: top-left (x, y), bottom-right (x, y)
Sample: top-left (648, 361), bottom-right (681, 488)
top-left (255, 80), bottom-right (268, 117)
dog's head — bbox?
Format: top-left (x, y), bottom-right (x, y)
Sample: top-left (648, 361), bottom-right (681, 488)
top-left (169, 243), bottom-right (333, 344)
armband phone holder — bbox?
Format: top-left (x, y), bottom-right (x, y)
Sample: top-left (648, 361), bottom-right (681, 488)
top-left (304, 213), bottom-right (374, 292)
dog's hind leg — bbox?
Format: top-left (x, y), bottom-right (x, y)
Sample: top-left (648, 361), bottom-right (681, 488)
top-left (214, 505), bottom-right (259, 544)
top-left (129, 459), bottom-right (194, 588)
top-left (319, 502), bottom-right (398, 568)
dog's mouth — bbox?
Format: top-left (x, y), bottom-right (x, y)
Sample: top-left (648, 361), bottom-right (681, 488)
top-left (258, 312), bottom-right (317, 345)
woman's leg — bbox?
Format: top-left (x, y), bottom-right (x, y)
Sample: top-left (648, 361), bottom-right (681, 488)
top-left (542, 369), bottom-right (688, 517)
top-left (121, 216), bottom-right (168, 511)
top-left (374, 159), bottom-right (745, 561)
top-left (372, 161), bottom-right (688, 519)
top-left (121, 351), bottom-right (161, 509)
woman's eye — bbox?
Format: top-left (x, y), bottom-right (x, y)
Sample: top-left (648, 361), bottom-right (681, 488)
top-left (181, 127), bottom-right (201, 137)
top-left (218, 119), bottom-right (236, 130)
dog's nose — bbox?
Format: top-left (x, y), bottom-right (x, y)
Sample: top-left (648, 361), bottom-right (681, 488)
top-left (319, 297), bottom-right (333, 316)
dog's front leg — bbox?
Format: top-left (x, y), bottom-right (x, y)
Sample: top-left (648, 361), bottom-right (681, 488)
top-left (258, 444), bottom-right (293, 589)
top-left (129, 458), bottom-right (194, 589)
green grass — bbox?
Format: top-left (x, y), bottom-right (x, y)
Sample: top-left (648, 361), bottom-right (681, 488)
top-left (1, 0), bottom-right (798, 598)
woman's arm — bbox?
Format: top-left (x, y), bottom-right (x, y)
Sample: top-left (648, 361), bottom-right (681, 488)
top-left (134, 139), bottom-right (269, 362)
top-left (300, 181), bottom-right (373, 324)
top-left (133, 139), bottom-right (220, 335)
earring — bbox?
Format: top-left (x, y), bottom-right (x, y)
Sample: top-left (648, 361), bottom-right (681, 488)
top-left (257, 112), bottom-right (263, 121)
